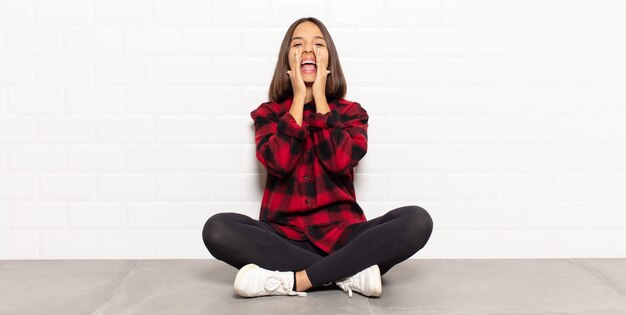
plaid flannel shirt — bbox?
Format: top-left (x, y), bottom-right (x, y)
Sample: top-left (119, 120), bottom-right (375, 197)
top-left (250, 97), bottom-right (369, 253)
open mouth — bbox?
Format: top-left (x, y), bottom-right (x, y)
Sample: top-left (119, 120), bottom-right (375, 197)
top-left (300, 60), bottom-right (317, 72)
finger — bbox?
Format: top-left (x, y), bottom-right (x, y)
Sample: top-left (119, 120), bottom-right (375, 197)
top-left (292, 48), bottom-right (299, 69)
top-left (315, 46), bottom-right (320, 67)
top-left (294, 47), bottom-right (300, 74)
top-left (288, 51), bottom-right (294, 71)
top-left (314, 46), bottom-right (320, 66)
top-left (296, 47), bottom-right (301, 63)
top-left (314, 46), bottom-right (321, 75)
top-left (298, 48), bottom-right (305, 78)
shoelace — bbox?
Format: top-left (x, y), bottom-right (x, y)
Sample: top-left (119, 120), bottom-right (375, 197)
top-left (264, 271), bottom-right (307, 297)
top-left (336, 276), bottom-right (355, 298)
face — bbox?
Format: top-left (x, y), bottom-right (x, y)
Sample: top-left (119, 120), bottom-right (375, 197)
top-left (288, 21), bottom-right (329, 83)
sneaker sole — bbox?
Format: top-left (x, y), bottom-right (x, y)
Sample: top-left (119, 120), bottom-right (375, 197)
top-left (234, 263), bottom-right (259, 297)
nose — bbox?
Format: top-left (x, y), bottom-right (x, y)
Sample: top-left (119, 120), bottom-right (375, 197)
top-left (302, 43), bottom-right (314, 54)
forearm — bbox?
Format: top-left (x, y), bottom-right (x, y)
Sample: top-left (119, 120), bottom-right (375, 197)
top-left (313, 92), bottom-right (330, 115)
top-left (289, 94), bottom-right (306, 126)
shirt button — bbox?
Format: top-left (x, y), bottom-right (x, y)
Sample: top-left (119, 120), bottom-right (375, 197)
top-left (304, 199), bottom-right (309, 205)
top-left (307, 150), bottom-right (311, 154)
top-left (303, 175), bottom-right (308, 180)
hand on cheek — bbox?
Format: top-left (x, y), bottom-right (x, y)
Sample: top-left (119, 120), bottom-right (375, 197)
top-left (286, 47), bottom-right (306, 98)
top-left (312, 46), bottom-right (331, 97)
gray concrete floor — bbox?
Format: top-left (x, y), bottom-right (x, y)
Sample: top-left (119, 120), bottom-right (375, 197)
top-left (1, 259), bottom-right (626, 314)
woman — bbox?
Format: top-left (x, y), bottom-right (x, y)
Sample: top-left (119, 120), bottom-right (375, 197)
top-left (202, 17), bottom-right (433, 298)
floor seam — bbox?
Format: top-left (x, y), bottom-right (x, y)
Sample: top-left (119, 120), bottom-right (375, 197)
top-left (367, 297), bottom-right (373, 315)
top-left (569, 259), bottom-right (626, 298)
top-left (90, 259), bottom-right (141, 315)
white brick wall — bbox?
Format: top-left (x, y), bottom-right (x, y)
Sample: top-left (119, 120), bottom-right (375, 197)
top-left (1, 0), bottom-right (625, 259)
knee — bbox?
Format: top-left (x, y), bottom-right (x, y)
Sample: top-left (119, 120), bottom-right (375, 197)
top-left (395, 205), bottom-right (434, 253)
top-left (202, 212), bottom-right (237, 258)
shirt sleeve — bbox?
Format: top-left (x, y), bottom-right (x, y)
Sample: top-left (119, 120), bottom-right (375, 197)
top-left (250, 104), bottom-right (306, 178)
top-left (308, 102), bottom-right (368, 175)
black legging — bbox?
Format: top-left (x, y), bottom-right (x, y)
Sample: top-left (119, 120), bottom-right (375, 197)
top-left (202, 205), bottom-right (433, 288)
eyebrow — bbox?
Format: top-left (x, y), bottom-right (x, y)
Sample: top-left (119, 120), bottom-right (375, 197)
top-left (291, 36), bottom-right (325, 42)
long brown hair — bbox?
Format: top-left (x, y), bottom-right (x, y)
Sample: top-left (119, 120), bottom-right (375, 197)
top-left (268, 17), bottom-right (347, 104)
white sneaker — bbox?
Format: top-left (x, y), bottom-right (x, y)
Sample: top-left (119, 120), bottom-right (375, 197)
top-left (335, 265), bottom-right (382, 298)
top-left (234, 264), bottom-right (307, 297)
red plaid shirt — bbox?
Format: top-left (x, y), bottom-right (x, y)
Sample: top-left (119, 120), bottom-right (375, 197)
top-left (250, 97), bottom-right (369, 254)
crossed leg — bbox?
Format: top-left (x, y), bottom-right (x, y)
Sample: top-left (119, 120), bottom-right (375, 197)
top-left (202, 205), bottom-right (434, 290)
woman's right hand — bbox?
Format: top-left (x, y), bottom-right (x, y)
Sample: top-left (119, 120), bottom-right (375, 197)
top-left (286, 47), bottom-right (306, 100)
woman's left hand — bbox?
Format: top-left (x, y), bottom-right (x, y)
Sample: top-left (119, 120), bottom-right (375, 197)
top-left (312, 45), bottom-right (331, 98)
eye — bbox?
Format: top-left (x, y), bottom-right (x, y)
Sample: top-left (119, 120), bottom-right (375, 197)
top-left (292, 44), bottom-right (301, 47)
top-left (315, 43), bottom-right (324, 46)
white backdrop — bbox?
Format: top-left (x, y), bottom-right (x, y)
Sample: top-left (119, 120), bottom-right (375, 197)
top-left (1, 0), bottom-right (625, 259)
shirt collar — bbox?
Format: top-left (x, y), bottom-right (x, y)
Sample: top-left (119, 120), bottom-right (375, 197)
top-left (280, 97), bottom-right (334, 112)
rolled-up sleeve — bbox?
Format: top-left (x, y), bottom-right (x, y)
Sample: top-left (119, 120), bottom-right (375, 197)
top-left (307, 108), bottom-right (343, 129)
top-left (251, 104), bottom-right (305, 178)
top-left (308, 102), bottom-right (368, 175)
